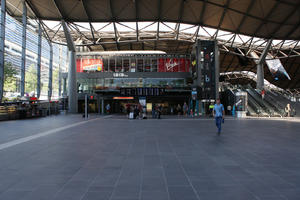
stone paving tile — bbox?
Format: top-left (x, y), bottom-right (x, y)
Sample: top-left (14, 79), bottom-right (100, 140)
top-left (1, 115), bottom-right (300, 199)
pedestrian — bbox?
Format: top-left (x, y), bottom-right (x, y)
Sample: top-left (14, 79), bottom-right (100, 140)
top-left (177, 104), bottom-right (182, 116)
top-left (152, 104), bottom-right (156, 118)
top-left (227, 105), bottom-right (231, 115)
top-left (261, 89), bottom-right (265, 100)
top-left (106, 103), bottom-right (110, 114)
top-left (285, 103), bottom-right (291, 117)
top-left (232, 105), bottom-right (236, 117)
top-left (126, 104), bottom-right (131, 117)
top-left (157, 105), bottom-right (162, 119)
top-left (213, 98), bottom-right (225, 135)
top-left (183, 102), bottom-right (188, 116)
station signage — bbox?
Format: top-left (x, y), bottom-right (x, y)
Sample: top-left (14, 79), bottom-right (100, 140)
top-left (120, 88), bottom-right (165, 96)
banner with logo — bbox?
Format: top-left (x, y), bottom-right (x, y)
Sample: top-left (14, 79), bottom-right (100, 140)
top-left (76, 59), bottom-right (103, 72)
top-left (158, 58), bottom-right (190, 72)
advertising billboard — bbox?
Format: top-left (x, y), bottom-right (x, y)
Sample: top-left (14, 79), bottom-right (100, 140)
top-left (158, 58), bottom-right (190, 72)
top-left (265, 57), bottom-right (291, 81)
top-left (76, 59), bottom-right (103, 72)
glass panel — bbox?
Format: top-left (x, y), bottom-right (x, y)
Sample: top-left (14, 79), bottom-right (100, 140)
top-left (137, 58), bottom-right (143, 72)
top-left (123, 58), bottom-right (129, 72)
top-left (115, 57), bottom-right (122, 72)
top-left (145, 58), bottom-right (151, 72)
top-left (109, 57), bottom-right (115, 72)
top-left (151, 58), bottom-right (157, 72)
top-left (103, 57), bottom-right (108, 72)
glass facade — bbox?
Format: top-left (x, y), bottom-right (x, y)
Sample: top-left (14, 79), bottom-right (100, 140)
top-left (1, 13), bottom-right (69, 100)
top-left (78, 78), bottom-right (187, 93)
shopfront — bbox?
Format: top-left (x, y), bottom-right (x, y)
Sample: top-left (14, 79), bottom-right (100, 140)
top-left (75, 51), bottom-right (193, 114)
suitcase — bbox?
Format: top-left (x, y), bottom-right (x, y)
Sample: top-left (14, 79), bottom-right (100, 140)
top-left (129, 112), bottom-right (134, 119)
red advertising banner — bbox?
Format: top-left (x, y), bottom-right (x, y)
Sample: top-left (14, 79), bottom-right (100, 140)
top-left (158, 58), bottom-right (190, 72)
top-left (76, 59), bottom-right (103, 72)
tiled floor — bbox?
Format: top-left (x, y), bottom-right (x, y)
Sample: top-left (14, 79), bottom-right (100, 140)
top-left (1, 115), bottom-right (300, 200)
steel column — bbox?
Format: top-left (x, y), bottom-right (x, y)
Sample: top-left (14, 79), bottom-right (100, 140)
top-left (68, 50), bottom-right (77, 113)
top-left (20, 0), bottom-right (27, 96)
top-left (58, 45), bottom-right (62, 96)
top-left (48, 43), bottom-right (53, 100)
top-left (101, 98), bottom-right (104, 115)
top-left (0, 0), bottom-right (6, 102)
top-left (256, 39), bottom-right (272, 90)
top-left (37, 23), bottom-right (42, 98)
top-left (62, 77), bottom-right (67, 96)
top-left (62, 20), bottom-right (77, 113)
top-left (215, 41), bottom-right (220, 99)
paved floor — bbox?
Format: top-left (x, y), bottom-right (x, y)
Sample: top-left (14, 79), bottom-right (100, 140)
top-left (1, 115), bottom-right (300, 200)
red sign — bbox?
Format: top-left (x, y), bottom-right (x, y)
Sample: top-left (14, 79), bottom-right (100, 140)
top-left (77, 59), bottom-right (103, 72)
top-left (158, 58), bottom-right (190, 72)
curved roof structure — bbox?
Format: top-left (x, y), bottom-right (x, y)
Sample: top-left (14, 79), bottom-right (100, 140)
top-left (4, 0), bottom-right (300, 89)
top-left (6, 0), bottom-right (300, 40)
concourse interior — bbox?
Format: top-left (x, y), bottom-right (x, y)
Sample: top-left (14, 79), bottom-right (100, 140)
top-left (1, 116), bottom-right (300, 200)
top-left (1, 0), bottom-right (300, 200)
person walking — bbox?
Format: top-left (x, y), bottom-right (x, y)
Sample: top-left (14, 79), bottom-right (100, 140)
top-left (285, 103), bottom-right (291, 117)
top-left (261, 89), bottom-right (265, 100)
top-left (177, 104), bottom-right (182, 116)
top-left (106, 103), bottom-right (111, 114)
top-left (232, 105), bottom-right (236, 117)
top-left (183, 102), bottom-right (188, 116)
top-left (213, 98), bottom-right (225, 135)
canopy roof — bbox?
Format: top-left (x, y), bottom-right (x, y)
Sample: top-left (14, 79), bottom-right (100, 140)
top-left (6, 0), bottom-right (300, 40)
top-left (4, 0), bottom-right (300, 89)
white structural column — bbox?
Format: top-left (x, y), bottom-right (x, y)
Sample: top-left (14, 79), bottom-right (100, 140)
top-left (61, 20), bottom-right (77, 113)
top-left (214, 40), bottom-right (220, 99)
top-left (20, 0), bottom-right (27, 96)
top-left (0, 0), bottom-right (6, 102)
top-left (37, 23), bottom-right (42, 98)
top-left (48, 42), bottom-right (53, 100)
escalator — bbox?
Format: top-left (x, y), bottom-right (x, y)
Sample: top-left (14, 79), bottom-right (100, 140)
top-left (246, 87), bottom-right (282, 117)
top-left (263, 92), bottom-right (286, 117)
top-left (247, 92), bottom-right (269, 117)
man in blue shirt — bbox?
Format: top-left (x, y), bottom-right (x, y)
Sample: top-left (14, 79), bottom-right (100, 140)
top-left (213, 98), bottom-right (225, 135)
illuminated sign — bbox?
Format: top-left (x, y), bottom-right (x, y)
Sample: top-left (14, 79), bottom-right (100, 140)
top-left (77, 59), bottom-right (103, 72)
top-left (113, 73), bottom-right (128, 77)
top-left (113, 97), bottom-right (134, 100)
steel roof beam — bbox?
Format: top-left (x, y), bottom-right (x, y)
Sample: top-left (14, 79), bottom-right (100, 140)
top-left (61, 20), bottom-right (76, 52)
top-left (109, 0), bottom-right (120, 50)
top-left (81, 0), bottom-right (96, 44)
top-left (236, 0), bottom-right (255, 33)
top-left (253, 1), bottom-right (279, 37)
top-left (195, 0), bottom-right (285, 25)
top-left (268, 3), bottom-right (300, 38)
top-left (52, 0), bottom-right (66, 19)
top-left (214, 0), bottom-right (231, 39)
top-left (135, 0), bottom-right (139, 41)
top-left (176, 0), bottom-right (185, 40)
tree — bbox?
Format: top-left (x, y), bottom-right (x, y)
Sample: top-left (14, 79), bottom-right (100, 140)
top-left (3, 62), bottom-right (18, 93)
top-left (52, 67), bottom-right (59, 92)
top-left (25, 64), bottom-right (37, 94)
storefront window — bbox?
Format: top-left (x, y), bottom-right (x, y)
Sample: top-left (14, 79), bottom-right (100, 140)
top-left (151, 59), bottom-right (157, 72)
top-left (103, 57), bottom-right (109, 72)
top-left (109, 57), bottom-right (115, 72)
top-left (137, 59), bottom-right (144, 72)
top-left (116, 57), bottom-right (122, 72)
top-left (145, 58), bottom-right (151, 72)
top-left (123, 58), bottom-right (130, 72)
